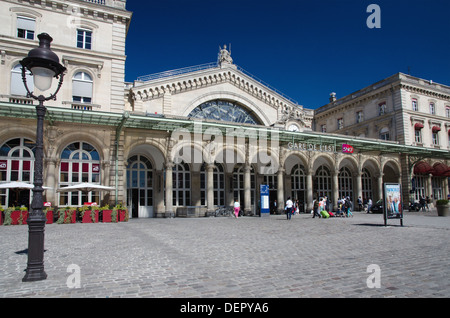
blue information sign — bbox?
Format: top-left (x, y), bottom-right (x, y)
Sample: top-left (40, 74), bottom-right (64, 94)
top-left (260, 185), bottom-right (270, 216)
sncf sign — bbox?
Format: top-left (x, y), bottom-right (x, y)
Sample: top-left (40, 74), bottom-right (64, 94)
top-left (0, 160), bottom-right (7, 170)
top-left (342, 144), bottom-right (354, 154)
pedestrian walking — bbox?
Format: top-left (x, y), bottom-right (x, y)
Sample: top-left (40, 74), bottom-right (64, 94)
top-left (367, 198), bottom-right (372, 213)
top-left (312, 197), bottom-right (321, 218)
top-left (345, 197), bottom-right (353, 217)
top-left (234, 199), bottom-right (240, 218)
top-left (285, 197), bottom-right (293, 220)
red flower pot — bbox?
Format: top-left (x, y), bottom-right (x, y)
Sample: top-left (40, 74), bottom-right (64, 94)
top-left (46, 211), bottom-right (53, 224)
top-left (64, 210), bottom-right (76, 224)
top-left (102, 210), bottom-right (117, 223)
top-left (118, 209), bottom-right (128, 222)
top-left (82, 210), bottom-right (99, 223)
top-left (11, 210), bottom-right (28, 225)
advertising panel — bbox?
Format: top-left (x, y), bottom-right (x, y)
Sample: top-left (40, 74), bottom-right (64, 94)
top-left (384, 183), bottom-right (403, 226)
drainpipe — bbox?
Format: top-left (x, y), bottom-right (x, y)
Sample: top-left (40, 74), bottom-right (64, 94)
top-left (115, 111), bottom-right (129, 204)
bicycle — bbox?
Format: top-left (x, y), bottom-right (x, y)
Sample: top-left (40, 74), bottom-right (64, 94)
top-left (214, 206), bottom-right (233, 217)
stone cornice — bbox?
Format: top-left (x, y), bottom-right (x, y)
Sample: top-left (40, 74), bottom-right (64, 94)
top-left (11, 0), bottom-right (131, 26)
top-left (130, 66), bottom-right (311, 117)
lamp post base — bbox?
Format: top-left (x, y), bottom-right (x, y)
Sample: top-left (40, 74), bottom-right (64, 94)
top-left (22, 217), bottom-right (47, 282)
top-left (23, 268), bottom-right (47, 282)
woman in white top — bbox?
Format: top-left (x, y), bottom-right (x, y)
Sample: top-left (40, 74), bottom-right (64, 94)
top-left (234, 199), bottom-right (240, 218)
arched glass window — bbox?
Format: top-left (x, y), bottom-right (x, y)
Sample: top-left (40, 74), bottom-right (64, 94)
top-left (339, 167), bottom-right (353, 200)
top-left (173, 161), bottom-right (190, 206)
top-left (127, 155), bottom-right (153, 218)
top-left (11, 64), bottom-right (33, 96)
top-left (188, 100), bottom-right (260, 125)
top-left (315, 165), bottom-right (331, 200)
top-left (361, 168), bottom-right (373, 202)
top-left (413, 175), bottom-right (426, 202)
top-left (291, 164), bottom-right (306, 203)
top-left (59, 142), bottom-right (100, 206)
top-left (72, 72), bottom-right (93, 104)
top-left (233, 164), bottom-right (255, 206)
top-left (200, 163), bottom-right (225, 206)
top-left (0, 138), bottom-right (36, 207)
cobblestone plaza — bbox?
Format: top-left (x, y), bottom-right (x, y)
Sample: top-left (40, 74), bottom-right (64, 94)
top-left (1, 211), bottom-right (449, 299)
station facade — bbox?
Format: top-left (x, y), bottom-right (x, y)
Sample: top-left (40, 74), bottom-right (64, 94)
top-left (0, 0), bottom-right (449, 218)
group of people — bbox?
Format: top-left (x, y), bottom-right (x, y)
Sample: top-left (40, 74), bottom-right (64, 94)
top-left (311, 196), bottom-right (354, 218)
top-left (284, 197), bottom-right (301, 220)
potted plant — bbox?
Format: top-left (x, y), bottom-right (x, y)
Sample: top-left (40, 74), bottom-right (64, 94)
top-left (101, 205), bottom-right (118, 223)
top-left (44, 207), bottom-right (54, 224)
top-left (114, 203), bottom-right (129, 222)
top-left (79, 206), bottom-right (99, 223)
top-left (3, 206), bottom-right (27, 225)
top-left (436, 199), bottom-right (449, 217)
top-left (13, 207), bottom-right (28, 225)
top-left (56, 207), bottom-right (76, 224)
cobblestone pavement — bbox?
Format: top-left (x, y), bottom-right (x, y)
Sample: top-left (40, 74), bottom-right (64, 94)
top-left (1, 211), bottom-right (449, 298)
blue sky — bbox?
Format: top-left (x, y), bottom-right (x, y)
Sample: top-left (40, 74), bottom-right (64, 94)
top-left (124, 0), bottom-right (449, 109)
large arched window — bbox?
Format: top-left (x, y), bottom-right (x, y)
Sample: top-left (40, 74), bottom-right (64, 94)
top-left (59, 142), bottom-right (100, 206)
top-left (127, 155), bottom-right (153, 218)
top-left (0, 138), bottom-right (36, 207)
top-left (200, 163), bottom-right (225, 206)
top-left (291, 164), bottom-right (306, 207)
top-left (188, 100), bottom-right (260, 125)
top-left (315, 165), bottom-right (331, 200)
top-left (72, 72), bottom-right (93, 104)
top-left (339, 167), bottom-right (353, 200)
top-left (361, 168), bottom-right (373, 202)
top-left (233, 164), bottom-right (255, 207)
top-left (173, 161), bottom-right (190, 206)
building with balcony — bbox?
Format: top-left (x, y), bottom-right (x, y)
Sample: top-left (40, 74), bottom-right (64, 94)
top-left (314, 73), bottom-right (450, 203)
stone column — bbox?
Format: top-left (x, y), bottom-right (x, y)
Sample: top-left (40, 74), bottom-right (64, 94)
top-left (244, 164), bottom-right (251, 215)
top-left (356, 170), bottom-right (363, 210)
top-left (306, 168), bottom-right (313, 212)
top-left (206, 163), bottom-right (215, 216)
top-left (44, 158), bottom-right (57, 206)
top-left (332, 169), bottom-right (339, 211)
top-left (277, 168), bottom-right (285, 214)
top-left (165, 162), bottom-right (174, 218)
top-left (377, 173), bottom-right (384, 201)
top-left (427, 174), bottom-right (432, 198)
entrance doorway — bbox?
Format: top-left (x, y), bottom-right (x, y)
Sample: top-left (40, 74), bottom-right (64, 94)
top-left (126, 155), bottom-right (154, 218)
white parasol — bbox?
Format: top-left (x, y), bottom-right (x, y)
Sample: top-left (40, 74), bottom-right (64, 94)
top-left (57, 182), bottom-right (115, 193)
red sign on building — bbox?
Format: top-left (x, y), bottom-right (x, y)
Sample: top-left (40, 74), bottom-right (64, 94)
top-left (342, 144), bottom-right (354, 154)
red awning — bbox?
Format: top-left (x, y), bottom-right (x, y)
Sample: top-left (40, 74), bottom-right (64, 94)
top-left (414, 123), bottom-right (424, 130)
top-left (433, 163), bottom-right (450, 177)
top-left (414, 161), bottom-right (434, 175)
top-left (432, 126), bottom-right (441, 132)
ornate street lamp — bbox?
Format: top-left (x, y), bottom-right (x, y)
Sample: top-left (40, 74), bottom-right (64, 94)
top-left (20, 33), bottom-right (66, 282)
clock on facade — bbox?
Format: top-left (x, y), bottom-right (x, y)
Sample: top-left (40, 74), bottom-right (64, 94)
top-left (288, 124), bottom-right (299, 132)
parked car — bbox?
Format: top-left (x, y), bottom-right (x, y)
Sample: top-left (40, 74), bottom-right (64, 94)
top-left (370, 200), bottom-right (384, 213)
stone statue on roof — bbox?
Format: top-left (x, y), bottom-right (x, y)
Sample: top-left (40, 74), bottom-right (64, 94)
top-left (219, 45), bottom-right (233, 65)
